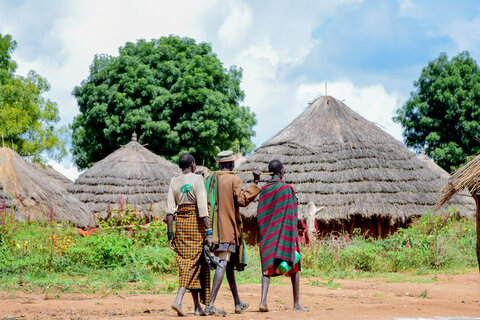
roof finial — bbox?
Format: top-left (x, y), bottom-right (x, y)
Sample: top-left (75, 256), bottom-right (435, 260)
top-left (132, 132), bottom-right (137, 141)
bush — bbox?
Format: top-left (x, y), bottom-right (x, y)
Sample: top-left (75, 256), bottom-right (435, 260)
top-left (301, 210), bottom-right (477, 275)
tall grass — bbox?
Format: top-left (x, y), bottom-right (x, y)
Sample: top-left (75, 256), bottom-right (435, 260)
top-left (301, 210), bottom-right (477, 277)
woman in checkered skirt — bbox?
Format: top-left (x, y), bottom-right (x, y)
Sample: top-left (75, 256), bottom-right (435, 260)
top-left (166, 153), bottom-right (215, 316)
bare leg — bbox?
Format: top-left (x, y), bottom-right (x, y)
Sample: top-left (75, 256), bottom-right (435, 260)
top-left (226, 262), bottom-right (240, 305)
top-left (171, 286), bottom-right (187, 316)
top-left (209, 260), bottom-right (227, 306)
top-left (205, 260), bottom-right (228, 315)
top-left (192, 290), bottom-right (206, 316)
top-left (226, 262), bottom-right (249, 313)
top-left (259, 275), bottom-right (270, 312)
top-left (291, 273), bottom-right (309, 311)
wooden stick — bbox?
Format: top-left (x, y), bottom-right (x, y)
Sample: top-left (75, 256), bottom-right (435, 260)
top-left (205, 170), bottom-right (272, 175)
top-left (175, 170), bottom-right (272, 175)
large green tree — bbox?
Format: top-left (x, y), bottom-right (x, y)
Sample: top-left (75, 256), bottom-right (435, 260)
top-left (394, 51), bottom-right (480, 173)
top-left (0, 34), bottom-right (66, 162)
top-left (71, 36), bottom-right (256, 169)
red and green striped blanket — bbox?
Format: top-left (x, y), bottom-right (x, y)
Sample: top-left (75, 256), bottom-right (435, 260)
top-left (257, 177), bottom-right (298, 272)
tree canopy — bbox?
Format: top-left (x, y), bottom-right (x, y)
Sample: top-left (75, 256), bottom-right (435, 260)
top-left (71, 36), bottom-right (256, 169)
top-left (393, 51), bottom-right (480, 173)
top-left (0, 34), bottom-right (66, 162)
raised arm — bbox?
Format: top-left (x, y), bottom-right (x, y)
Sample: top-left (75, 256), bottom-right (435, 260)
top-left (234, 170), bottom-right (262, 207)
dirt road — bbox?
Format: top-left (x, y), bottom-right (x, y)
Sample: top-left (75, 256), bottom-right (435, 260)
top-left (1, 272), bottom-right (479, 319)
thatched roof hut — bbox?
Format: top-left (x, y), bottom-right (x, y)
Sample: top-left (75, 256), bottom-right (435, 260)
top-left (68, 133), bottom-right (179, 214)
top-left (237, 96), bottom-right (472, 237)
top-left (437, 155), bottom-right (480, 272)
top-left (0, 147), bottom-right (90, 226)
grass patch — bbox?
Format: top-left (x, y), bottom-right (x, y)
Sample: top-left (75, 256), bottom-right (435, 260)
top-left (309, 279), bottom-right (342, 288)
top-left (0, 206), bottom-right (476, 294)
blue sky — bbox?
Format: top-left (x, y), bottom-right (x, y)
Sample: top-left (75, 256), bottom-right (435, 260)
top-left (1, 0), bottom-right (480, 179)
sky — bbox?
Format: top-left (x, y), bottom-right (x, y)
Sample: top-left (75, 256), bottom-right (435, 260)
top-left (1, 0), bottom-right (480, 180)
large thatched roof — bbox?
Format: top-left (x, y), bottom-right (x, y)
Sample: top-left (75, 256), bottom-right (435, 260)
top-left (31, 162), bottom-right (73, 187)
top-left (68, 133), bottom-right (179, 214)
top-left (437, 154), bottom-right (480, 209)
top-left (0, 147), bottom-right (90, 226)
top-left (237, 96), bottom-right (473, 222)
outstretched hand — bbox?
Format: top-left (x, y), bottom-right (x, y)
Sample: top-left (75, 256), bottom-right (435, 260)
top-left (253, 168), bottom-right (261, 183)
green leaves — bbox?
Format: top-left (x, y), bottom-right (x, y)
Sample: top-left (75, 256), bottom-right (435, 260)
top-left (0, 34), bottom-right (66, 162)
top-left (394, 51), bottom-right (480, 173)
top-left (72, 36), bottom-right (256, 169)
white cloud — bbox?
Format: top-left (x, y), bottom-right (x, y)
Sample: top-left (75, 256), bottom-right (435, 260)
top-left (441, 15), bottom-right (480, 54)
top-left (217, 0), bottom-right (253, 47)
top-left (296, 79), bottom-right (404, 142)
top-left (397, 0), bottom-right (420, 17)
top-left (47, 160), bottom-right (83, 182)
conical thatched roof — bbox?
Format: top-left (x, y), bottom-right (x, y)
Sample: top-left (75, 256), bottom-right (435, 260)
top-left (68, 133), bottom-right (180, 214)
top-left (0, 147), bottom-right (90, 226)
top-left (237, 96), bottom-right (473, 223)
top-left (437, 155), bottom-right (480, 209)
top-left (31, 162), bottom-right (73, 187)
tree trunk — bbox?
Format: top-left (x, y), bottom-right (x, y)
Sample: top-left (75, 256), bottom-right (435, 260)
top-left (471, 193), bottom-right (480, 272)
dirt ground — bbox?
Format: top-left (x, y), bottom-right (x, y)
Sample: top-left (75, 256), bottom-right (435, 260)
top-left (1, 272), bottom-right (479, 320)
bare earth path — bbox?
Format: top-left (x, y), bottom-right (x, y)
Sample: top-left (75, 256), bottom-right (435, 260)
top-left (1, 272), bottom-right (479, 319)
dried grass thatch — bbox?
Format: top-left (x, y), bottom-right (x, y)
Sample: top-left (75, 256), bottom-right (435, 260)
top-left (31, 162), bottom-right (73, 187)
top-left (437, 154), bottom-right (480, 209)
top-left (0, 182), bottom-right (16, 213)
top-left (237, 96), bottom-right (473, 224)
top-left (68, 133), bottom-right (180, 214)
top-left (0, 147), bottom-right (89, 226)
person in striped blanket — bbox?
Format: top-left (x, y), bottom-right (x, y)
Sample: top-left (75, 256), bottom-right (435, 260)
top-left (256, 159), bottom-right (309, 312)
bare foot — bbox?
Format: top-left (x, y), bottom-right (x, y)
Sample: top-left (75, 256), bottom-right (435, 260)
top-left (293, 304), bottom-right (309, 312)
top-left (259, 304), bottom-right (269, 312)
top-left (171, 303), bottom-right (187, 316)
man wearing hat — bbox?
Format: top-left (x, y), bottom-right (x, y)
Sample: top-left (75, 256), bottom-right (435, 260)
top-left (205, 150), bottom-right (261, 315)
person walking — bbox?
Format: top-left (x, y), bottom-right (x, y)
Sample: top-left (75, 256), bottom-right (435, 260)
top-left (204, 150), bottom-right (261, 315)
top-left (166, 153), bottom-right (214, 317)
top-left (256, 159), bottom-right (309, 312)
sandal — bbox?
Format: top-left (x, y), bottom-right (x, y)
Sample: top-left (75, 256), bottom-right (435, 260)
top-left (205, 305), bottom-right (227, 316)
top-left (235, 302), bottom-right (249, 314)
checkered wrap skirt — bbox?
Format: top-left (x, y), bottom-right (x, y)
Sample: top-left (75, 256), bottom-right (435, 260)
top-left (174, 204), bottom-right (210, 305)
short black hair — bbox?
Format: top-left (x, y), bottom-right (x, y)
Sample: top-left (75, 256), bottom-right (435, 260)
top-left (268, 159), bottom-right (283, 175)
top-left (179, 153), bottom-right (195, 169)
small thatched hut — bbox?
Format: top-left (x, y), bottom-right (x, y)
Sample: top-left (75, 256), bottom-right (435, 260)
top-left (69, 133), bottom-right (179, 215)
top-left (237, 96), bottom-right (472, 240)
top-left (0, 147), bottom-right (90, 226)
top-left (437, 155), bottom-right (480, 271)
